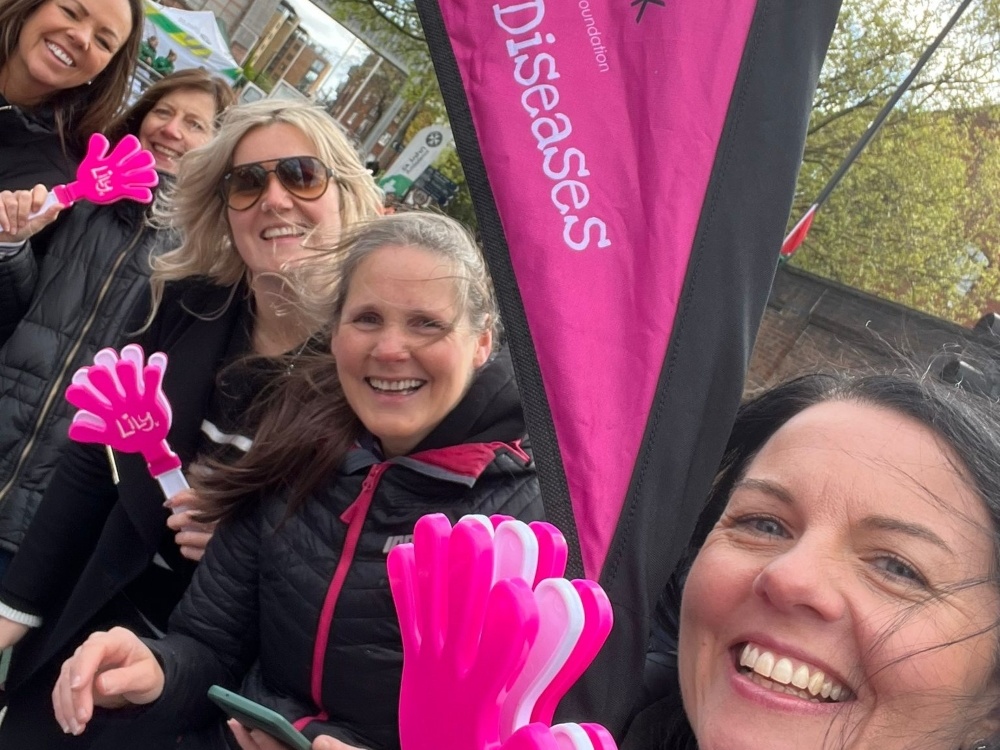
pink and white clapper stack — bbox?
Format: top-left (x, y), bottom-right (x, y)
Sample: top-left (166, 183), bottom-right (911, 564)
top-left (388, 514), bottom-right (617, 750)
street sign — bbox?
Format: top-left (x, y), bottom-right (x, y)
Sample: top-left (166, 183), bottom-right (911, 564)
top-left (377, 125), bottom-right (453, 196)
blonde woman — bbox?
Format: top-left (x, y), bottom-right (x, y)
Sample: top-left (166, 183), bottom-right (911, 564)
top-left (0, 99), bottom-right (383, 749)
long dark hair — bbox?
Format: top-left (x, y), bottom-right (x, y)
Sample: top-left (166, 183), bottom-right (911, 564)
top-left (193, 213), bottom-right (500, 522)
top-left (106, 68), bottom-right (235, 143)
top-left (0, 0), bottom-right (144, 153)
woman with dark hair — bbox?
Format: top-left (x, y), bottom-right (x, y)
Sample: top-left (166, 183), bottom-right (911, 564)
top-left (624, 370), bottom-right (1000, 750)
top-left (50, 212), bottom-right (544, 750)
top-left (0, 0), bottom-right (144, 191)
top-left (0, 69), bottom-right (233, 585)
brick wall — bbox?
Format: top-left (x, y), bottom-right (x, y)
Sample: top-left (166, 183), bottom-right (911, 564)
top-left (747, 264), bottom-right (1000, 395)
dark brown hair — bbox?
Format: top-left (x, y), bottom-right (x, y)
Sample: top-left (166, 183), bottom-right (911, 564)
top-left (0, 0), bottom-right (144, 153)
top-left (106, 68), bottom-right (236, 143)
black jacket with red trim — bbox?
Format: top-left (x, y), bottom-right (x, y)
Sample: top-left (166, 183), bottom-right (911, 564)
top-left (144, 346), bottom-right (543, 749)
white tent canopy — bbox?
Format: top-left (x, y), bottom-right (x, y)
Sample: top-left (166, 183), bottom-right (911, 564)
top-left (141, 0), bottom-right (241, 83)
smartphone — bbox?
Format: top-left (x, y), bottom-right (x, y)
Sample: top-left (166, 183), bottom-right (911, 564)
top-left (207, 685), bottom-right (312, 750)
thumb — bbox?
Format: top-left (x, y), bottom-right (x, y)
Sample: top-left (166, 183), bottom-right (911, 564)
top-left (313, 737), bottom-right (352, 750)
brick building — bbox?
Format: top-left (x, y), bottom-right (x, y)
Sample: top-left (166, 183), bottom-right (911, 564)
top-left (748, 263), bottom-right (1000, 396)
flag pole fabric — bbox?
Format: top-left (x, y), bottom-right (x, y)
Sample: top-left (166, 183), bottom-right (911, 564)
top-left (416, 0), bottom-right (841, 733)
top-left (780, 0), bottom-right (975, 259)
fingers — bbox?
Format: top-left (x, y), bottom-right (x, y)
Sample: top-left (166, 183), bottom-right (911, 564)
top-left (166, 508), bottom-right (217, 561)
top-left (228, 720), bottom-right (264, 750)
top-left (446, 517), bottom-right (495, 671)
top-left (313, 737), bottom-right (366, 750)
top-left (51, 627), bottom-right (164, 734)
top-left (0, 186), bottom-right (61, 240)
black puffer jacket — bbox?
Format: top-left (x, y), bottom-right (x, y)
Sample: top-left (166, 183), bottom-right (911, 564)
top-left (0, 95), bottom-right (77, 192)
top-left (0, 196), bottom-right (172, 554)
top-left (143, 348), bottom-right (543, 750)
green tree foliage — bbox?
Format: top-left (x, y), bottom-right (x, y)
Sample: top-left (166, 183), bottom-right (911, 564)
top-left (790, 0), bottom-right (1000, 323)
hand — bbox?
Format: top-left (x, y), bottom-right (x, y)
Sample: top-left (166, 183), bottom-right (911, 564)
top-left (0, 185), bottom-right (63, 241)
top-left (227, 721), bottom-right (364, 750)
top-left (51, 627), bottom-right (164, 736)
top-left (388, 514), bottom-right (540, 750)
top-left (165, 490), bottom-right (218, 562)
top-left (0, 615), bottom-right (30, 651)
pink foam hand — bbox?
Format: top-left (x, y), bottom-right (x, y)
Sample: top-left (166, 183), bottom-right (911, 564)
top-left (487, 517), bottom-right (566, 586)
top-left (529, 522), bottom-right (568, 585)
top-left (498, 723), bottom-right (616, 750)
top-left (499, 724), bottom-right (561, 750)
top-left (493, 519), bottom-right (538, 586)
top-left (530, 580), bottom-right (614, 727)
top-left (28, 134), bottom-right (159, 220)
top-left (579, 724), bottom-right (617, 750)
top-left (389, 514), bottom-right (540, 750)
top-left (65, 344), bottom-right (181, 477)
top-left (499, 579), bottom-right (585, 741)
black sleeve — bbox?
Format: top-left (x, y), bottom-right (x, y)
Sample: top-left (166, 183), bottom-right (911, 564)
top-left (0, 241), bottom-right (39, 343)
top-left (142, 505), bottom-right (263, 728)
top-left (0, 440), bottom-right (118, 616)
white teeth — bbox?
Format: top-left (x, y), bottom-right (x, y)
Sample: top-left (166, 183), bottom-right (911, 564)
top-left (46, 41), bottom-right (74, 66)
top-left (738, 642), bottom-right (850, 703)
top-left (791, 664), bottom-right (810, 690)
top-left (262, 226), bottom-right (304, 239)
top-left (771, 658), bottom-right (793, 685)
top-left (807, 670), bottom-right (825, 696)
top-left (152, 144), bottom-right (181, 159)
top-left (368, 378), bottom-right (423, 392)
top-left (753, 651), bottom-right (774, 679)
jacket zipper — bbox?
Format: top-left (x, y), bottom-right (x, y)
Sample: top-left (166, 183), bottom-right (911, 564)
top-left (294, 462), bottom-right (388, 731)
top-left (0, 224), bottom-right (146, 505)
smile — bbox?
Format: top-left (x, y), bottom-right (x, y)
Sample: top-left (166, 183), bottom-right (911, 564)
top-left (45, 41), bottom-right (75, 67)
top-left (260, 226), bottom-right (305, 240)
top-left (366, 378), bottom-right (425, 394)
top-left (150, 143), bottom-right (182, 160)
top-left (737, 642), bottom-right (854, 703)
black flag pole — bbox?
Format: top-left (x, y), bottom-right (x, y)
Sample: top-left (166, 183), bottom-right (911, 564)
top-left (781, 0), bottom-right (977, 258)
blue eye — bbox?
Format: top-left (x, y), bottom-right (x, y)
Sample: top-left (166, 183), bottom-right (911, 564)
top-left (733, 515), bottom-right (789, 538)
top-left (873, 555), bottom-right (927, 587)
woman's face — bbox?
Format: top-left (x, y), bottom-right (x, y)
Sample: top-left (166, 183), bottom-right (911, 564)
top-left (331, 245), bottom-right (492, 458)
top-left (679, 400), bottom-right (1000, 750)
top-left (226, 123), bottom-right (342, 278)
top-left (11, 0), bottom-right (132, 102)
top-left (137, 87), bottom-right (217, 175)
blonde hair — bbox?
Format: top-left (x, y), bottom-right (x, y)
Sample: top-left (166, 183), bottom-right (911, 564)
top-left (147, 99), bottom-right (383, 317)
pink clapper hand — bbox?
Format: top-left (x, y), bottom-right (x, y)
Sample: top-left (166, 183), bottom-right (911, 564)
top-left (29, 133), bottom-right (158, 219)
top-left (65, 344), bottom-right (189, 501)
top-left (499, 722), bottom-right (617, 750)
top-left (529, 580), bottom-right (613, 726)
top-left (389, 514), bottom-right (540, 750)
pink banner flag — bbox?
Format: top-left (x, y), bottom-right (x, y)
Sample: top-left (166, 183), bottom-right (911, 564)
top-left (417, 0), bottom-right (841, 732)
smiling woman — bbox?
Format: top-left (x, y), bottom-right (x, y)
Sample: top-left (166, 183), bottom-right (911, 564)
top-left (42, 212), bottom-right (544, 749)
top-left (0, 0), bottom-right (144, 189)
top-left (625, 370), bottom-right (1000, 750)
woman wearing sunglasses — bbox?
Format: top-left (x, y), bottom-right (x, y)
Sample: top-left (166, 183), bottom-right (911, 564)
top-left (0, 99), bottom-right (384, 748)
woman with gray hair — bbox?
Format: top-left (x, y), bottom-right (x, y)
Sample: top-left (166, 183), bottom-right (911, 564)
top-left (0, 98), bottom-right (384, 748)
top-left (51, 211), bottom-right (543, 750)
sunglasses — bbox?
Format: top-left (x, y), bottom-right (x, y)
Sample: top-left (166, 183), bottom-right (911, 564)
top-left (221, 156), bottom-right (334, 211)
